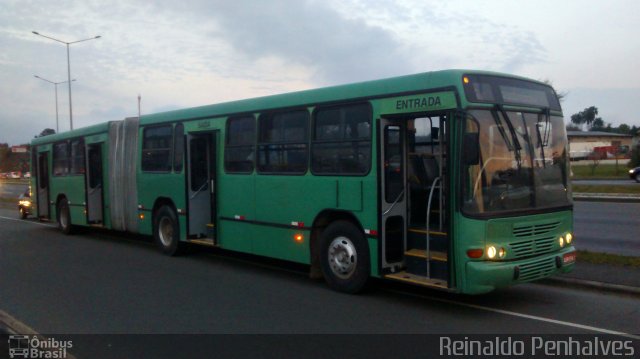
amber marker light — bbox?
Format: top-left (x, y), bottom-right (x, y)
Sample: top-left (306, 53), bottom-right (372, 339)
top-left (466, 248), bottom-right (483, 258)
top-left (139, 213), bottom-right (145, 220)
top-left (294, 234), bottom-right (304, 243)
top-left (463, 76), bottom-right (470, 84)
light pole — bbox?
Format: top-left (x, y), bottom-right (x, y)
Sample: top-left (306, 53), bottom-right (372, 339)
top-left (34, 75), bottom-right (76, 133)
top-left (32, 31), bottom-right (100, 130)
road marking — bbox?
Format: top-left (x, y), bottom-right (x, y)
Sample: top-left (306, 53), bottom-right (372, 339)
top-left (0, 215), bottom-right (55, 227)
top-left (387, 289), bottom-right (640, 340)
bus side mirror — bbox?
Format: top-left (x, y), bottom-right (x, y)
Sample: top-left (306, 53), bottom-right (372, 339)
top-left (463, 133), bottom-right (480, 166)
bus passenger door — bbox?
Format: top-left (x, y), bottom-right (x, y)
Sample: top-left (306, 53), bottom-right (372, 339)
top-left (379, 118), bottom-right (407, 271)
top-left (86, 143), bottom-right (104, 224)
top-left (187, 132), bottom-right (217, 242)
top-left (36, 151), bottom-right (50, 219)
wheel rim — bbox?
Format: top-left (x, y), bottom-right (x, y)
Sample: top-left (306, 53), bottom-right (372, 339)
top-left (158, 217), bottom-right (173, 247)
top-left (328, 236), bottom-right (357, 279)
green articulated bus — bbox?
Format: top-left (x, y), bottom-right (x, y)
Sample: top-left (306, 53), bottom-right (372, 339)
top-left (30, 70), bottom-right (576, 294)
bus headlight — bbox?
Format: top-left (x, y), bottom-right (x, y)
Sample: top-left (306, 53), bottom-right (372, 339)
top-left (559, 236), bottom-right (565, 247)
top-left (498, 247), bottom-right (506, 259)
top-left (565, 233), bottom-right (573, 244)
top-left (486, 246), bottom-right (497, 259)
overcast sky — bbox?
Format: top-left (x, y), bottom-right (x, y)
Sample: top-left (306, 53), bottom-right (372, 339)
top-left (1, 0), bottom-right (638, 145)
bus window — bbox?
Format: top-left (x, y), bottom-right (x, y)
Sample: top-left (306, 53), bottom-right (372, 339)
top-left (384, 125), bottom-right (403, 202)
top-left (142, 125), bottom-right (173, 172)
top-left (225, 116), bottom-right (255, 173)
top-left (173, 123), bottom-right (184, 173)
top-left (257, 110), bottom-right (309, 174)
top-left (53, 141), bottom-right (69, 176)
top-left (311, 103), bottom-right (371, 175)
top-left (190, 137), bottom-right (208, 191)
top-left (70, 139), bottom-right (85, 174)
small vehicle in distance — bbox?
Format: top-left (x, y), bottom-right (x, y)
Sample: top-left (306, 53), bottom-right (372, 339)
top-left (18, 190), bottom-right (32, 219)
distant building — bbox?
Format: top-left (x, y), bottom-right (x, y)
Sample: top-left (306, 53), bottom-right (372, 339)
top-left (566, 131), bottom-right (633, 160)
top-left (11, 145), bottom-right (29, 153)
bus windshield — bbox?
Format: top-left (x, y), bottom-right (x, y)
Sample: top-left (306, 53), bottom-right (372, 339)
top-left (462, 109), bottom-right (571, 215)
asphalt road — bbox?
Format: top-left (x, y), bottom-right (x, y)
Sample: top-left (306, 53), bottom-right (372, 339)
top-left (573, 201), bottom-right (640, 256)
top-left (0, 182), bottom-right (28, 198)
top-left (0, 207), bottom-right (638, 340)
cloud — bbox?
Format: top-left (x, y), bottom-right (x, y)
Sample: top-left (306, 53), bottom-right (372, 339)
top-left (150, 0), bottom-right (414, 84)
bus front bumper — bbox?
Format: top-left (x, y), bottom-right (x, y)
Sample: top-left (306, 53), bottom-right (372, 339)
top-left (464, 247), bottom-right (576, 294)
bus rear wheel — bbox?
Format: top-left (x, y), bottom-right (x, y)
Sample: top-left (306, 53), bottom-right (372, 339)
top-left (153, 206), bottom-right (184, 256)
top-left (57, 199), bottom-right (74, 234)
top-left (320, 221), bottom-right (370, 294)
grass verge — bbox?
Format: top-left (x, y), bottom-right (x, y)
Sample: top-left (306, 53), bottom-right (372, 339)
top-left (577, 250), bottom-right (640, 268)
top-left (571, 163), bottom-right (631, 179)
top-left (572, 184), bottom-right (640, 194)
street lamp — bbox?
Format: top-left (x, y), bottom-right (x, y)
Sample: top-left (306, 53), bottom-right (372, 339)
top-left (34, 75), bottom-right (76, 133)
top-left (32, 31), bottom-right (101, 130)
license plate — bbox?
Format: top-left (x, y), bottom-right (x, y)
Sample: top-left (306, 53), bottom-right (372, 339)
top-left (563, 252), bottom-right (576, 264)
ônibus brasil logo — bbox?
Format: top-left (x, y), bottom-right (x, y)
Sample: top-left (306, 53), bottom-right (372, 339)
top-left (7, 335), bottom-right (72, 359)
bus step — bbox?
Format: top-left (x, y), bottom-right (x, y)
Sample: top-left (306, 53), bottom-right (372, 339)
top-left (188, 238), bottom-right (217, 247)
top-left (404, 253), bottom-right (448, 280)
top-left (385, 271), bottom-right (448, 289)
top-left (407, 228), bottom-right (448, 252)
top-left (405, 248), bottom-right (447, 261)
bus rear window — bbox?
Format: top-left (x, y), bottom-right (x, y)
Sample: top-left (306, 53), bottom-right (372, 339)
top-left (463, 74), bottom-right (561, 110)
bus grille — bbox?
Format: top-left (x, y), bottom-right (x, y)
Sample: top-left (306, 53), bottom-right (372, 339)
top-left (509, 236), bottom-right (556, 258)
top-left (517, 257), bottom-right (557, 282)
top-left (512, 221), bottom-right (560, 237)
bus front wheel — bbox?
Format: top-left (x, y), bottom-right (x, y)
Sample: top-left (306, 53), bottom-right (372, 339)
top-left (57, 199), bottom-right (74, 234)
top-left (153, 206), bottom-right (183, 256)
top-left (320, 221), bottom-right (370, 294)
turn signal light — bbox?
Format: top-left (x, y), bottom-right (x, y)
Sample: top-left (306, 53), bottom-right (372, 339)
top-left (294, 234), bottom-right (304, 243)
top-left (139, 213), bottom-right (145, 220)
top-left (467, 249), bottom-right (483, 258)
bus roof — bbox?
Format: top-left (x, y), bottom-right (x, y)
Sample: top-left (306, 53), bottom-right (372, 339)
top-left (31, 121), bottom-right (111, 145)
top-left (139, 69), bottom-right (539, 125)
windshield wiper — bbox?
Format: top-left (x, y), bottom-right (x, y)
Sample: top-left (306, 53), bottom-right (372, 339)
top-left (535, 108), bottom-right (551, 168)
top-left (495, 105), bottom-right (522, 168)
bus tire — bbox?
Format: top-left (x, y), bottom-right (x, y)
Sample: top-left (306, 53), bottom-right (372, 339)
top-left (57, 199), bottom-right (74, 234)
top-left (320, 221), bottom-right (370, 294)
top-left (154, 206), bottom-right (183, 256)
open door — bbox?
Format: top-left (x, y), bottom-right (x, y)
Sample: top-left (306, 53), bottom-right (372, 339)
top-left (379, 118), bottom-right (407, 271)
top-left (36, 151), bottom-right (50, 219)
top-left (186, 131), bottom-right (218, 244)
top-left (86, 143), bottom-right (104, 224)
top-left (381, 113), bottom-right (450, 289)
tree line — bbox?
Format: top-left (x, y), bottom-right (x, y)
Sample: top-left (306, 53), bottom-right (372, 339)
top-left (566, 106), bottom-right (639, 135)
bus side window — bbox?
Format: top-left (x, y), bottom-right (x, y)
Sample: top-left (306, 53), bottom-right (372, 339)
top-left (311, 103), bottom-right (371, 175)
top-left (173, 123), bottom-right (184, 173)
top-left (141, 125), bottom-right (173, 172)
top-left (225, 116), bottom-right (255, 174)
top-left (53, 141), bottom-right (69, 176)
top-left (257, 110), bottom-right (309, 174)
